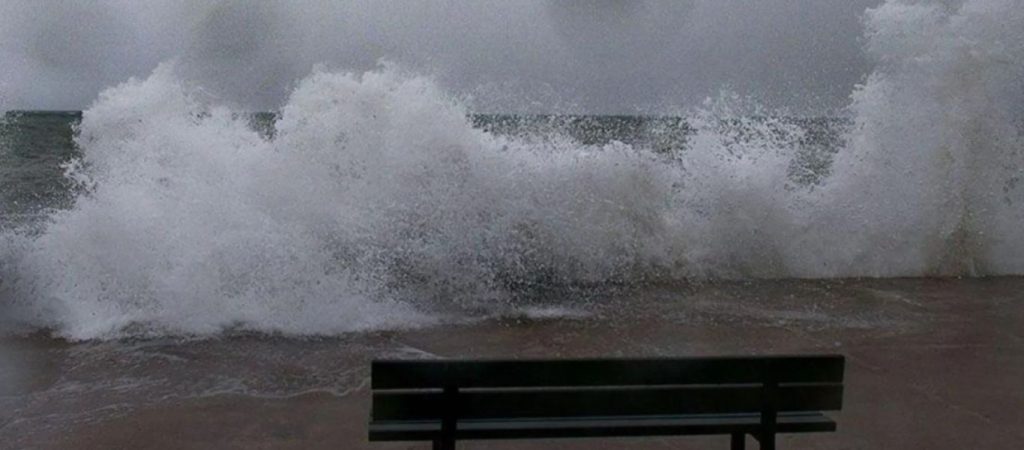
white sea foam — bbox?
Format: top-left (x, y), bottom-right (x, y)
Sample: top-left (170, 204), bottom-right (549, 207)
top-left (1, 0), bottom-right (1021, 339)
top-left (805, 0), bottom-right (1024, 276)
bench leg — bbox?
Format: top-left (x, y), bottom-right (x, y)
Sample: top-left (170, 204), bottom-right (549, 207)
top-left (760, 432), bottom-right (775, 450)
top-left (731, 432), bottom-right (745, 450)
top-left (433, 438), bottom-right (454, 450)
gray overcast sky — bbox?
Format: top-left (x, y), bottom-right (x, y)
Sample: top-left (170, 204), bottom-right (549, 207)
top-left (0, 0), bottom-right (882, 114)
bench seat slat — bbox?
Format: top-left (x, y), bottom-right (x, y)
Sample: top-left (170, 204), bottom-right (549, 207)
top-left (373, 384), bottom-right (843, 420)
top-left (373, 356), bottom-right (844, 389)
top-left (369, 412), bottom-right (836, 441)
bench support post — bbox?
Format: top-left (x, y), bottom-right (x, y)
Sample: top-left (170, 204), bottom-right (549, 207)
top-left (436, 384), bottom-right (458, 450)
top-left (731, 432), bottom-right (745, 450)
top-left (760, 371), bottom-right (779, 450)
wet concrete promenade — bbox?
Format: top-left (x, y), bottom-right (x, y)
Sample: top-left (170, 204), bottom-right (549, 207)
top-left (2, 277), bottom-right (1023, 449)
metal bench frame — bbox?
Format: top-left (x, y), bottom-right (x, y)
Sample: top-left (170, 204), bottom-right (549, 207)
top-left (369, 355), bottom-right (844, 449)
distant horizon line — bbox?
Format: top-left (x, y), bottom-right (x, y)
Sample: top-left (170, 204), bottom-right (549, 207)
top-left (3, 110), bottom-right (850, 120)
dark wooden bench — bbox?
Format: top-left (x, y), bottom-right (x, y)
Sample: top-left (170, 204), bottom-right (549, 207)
top-left (369, 355), bottom-right (844, 449)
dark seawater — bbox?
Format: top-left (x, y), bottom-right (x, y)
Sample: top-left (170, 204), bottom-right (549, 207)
top-left (0, 110), bottom-right (846, 230)
top-left (0, 112), bottom-right (82, 229)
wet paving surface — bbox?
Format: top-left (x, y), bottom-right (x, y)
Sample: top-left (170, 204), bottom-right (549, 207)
top-left (2, 277), bottom-right (1023, 449)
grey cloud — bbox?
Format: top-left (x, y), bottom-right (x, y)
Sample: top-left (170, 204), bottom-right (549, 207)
top-left (0, 0), bottom-right (881, 113)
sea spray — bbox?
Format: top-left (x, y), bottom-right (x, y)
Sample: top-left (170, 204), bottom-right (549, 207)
top-left (1, 64), bottom-right (689, 339)
top-left (808, 0), bottom-right (1024, 276)
top-left (1, 0), bottom-right (1022, 340)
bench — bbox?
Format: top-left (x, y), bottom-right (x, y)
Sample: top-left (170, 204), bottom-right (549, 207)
top-left (369, 355), bottom-right (844, 449)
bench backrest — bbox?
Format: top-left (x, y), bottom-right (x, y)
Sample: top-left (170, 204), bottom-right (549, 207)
top-left (371, 355), bottom-right (844, 421)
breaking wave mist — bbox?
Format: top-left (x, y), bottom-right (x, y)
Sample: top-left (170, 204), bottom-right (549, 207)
top-left (1, 0), bottom-right (1023, 339)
